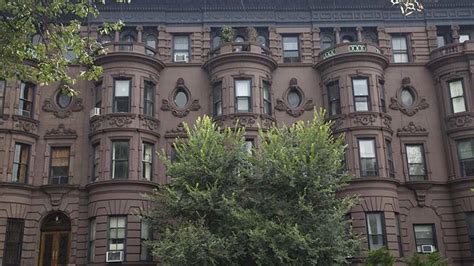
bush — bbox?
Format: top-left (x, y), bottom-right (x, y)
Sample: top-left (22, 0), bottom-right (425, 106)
top-left (365, 246), bottom-right (395, 266)
top-left (405, 251), bottom-right (448, 266)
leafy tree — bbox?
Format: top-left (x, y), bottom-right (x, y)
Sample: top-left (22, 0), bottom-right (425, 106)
top-left (405, 252), bottom-right (448, 266)
top-left (365, 247), bottom-right (395, 266)
top-left (0, 0), bottom-right (127, 94)
top-left (143, 112), bottom-right (359, 265)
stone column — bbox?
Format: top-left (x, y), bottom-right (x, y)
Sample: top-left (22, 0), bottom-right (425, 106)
top-left (136, 26), bottom-right (143, 43)
top-left (451, 25), bottom-right (460, 44)
top-left (356, 26), bottom-right (363, 42)
top-left (334, 27), bottom-right (341, 44)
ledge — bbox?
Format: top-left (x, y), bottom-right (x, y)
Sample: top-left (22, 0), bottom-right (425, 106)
top-left (428, 40), bottom-right (474, 68)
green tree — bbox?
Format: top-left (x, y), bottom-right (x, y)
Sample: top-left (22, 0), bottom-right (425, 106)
top-left (143, 112), bottom-right (359, 265)
top-left (405, 252), bottom-right (448, 266)
top-left (365, 247), bottom-right (396, 266)
top-left (0, 0), bottom-right (127, 94)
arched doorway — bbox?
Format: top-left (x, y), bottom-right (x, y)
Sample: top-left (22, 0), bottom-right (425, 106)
top-left (39, 212), bottom-right (71, 266)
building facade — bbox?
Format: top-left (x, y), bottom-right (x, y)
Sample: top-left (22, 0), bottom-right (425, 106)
top-left (1, 0), bottom-right (474, 265)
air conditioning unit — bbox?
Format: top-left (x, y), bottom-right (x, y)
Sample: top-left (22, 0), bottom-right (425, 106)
top-left (174, 53), bottom-right (189, 63)
top-left (90, 107), bottom-right (101, 117)
top-left (106, 251), bottom-right (124, 263)
top-left (421, 245), bottom-right (435, 254)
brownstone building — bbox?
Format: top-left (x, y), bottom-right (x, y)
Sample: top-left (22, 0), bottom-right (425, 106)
top-left (1, 0), bottom-right (474, 265)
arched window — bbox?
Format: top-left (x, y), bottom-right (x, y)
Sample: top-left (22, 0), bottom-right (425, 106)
top-left (212, 36), bottom-right (222, 48)
top-left (145, 35), bottom-right (157, 49)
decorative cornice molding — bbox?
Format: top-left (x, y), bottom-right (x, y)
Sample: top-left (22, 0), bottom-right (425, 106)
top-left (138, 114), bottom-right (160, 131)
top-left (44, 124), bottom-right (78, 139)
top-left (397, 122), bottom-right (428, 137)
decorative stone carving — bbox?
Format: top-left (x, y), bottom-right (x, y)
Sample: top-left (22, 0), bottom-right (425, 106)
top-left (90, 117), bottom-right (103, 132)
top-left (381, 113), bottom-right (392, 128)
top-left (275, 78), bottom-right (314, 117)
top-left (389, 77), bottom-right (429, 116)
top-left (138, 114), bottom-right (160, 131)
top-left (260, 115), bottom-right (276, 129)
top-left (349, 113), bottom-right (377, 126)
top-left (447, 114), bottom-right (473, 128)
top-left (161, 78), bottom-right (201, 118)
top-left (89, 113), bottom-right (137, 133)
top-left (165, 122), bottom-right (187, 138)
top-left (12, 115), bottom-right (39, 134)
top-left (42, 90), bottom-right (84, 118)
top-left (229, 113), bottom-right (258, 127)
top-left (107, 114), bottom-right (135, 127)
top-left (45, 124), bottom-right (77, 139)
top-left (397, 122), bottom-right (428, 137)
top-left (406, 182), bottom-right (433, 208)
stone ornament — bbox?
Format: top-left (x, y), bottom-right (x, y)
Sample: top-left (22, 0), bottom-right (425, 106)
top-left (42, 87), bottom-right (84, 118)
top-left (389, 77), bottom-right (429, 117)
top-left (349, 113), bottom-right (377, 126)
top-left (447, 114), bottom-right (473, 128)
top-left (89, 113), bottom-right (137, 132)
top-left (165, 122), bottom-right (187, 138)
top-left (229, 113), bottom-right (258, 127)
top-left (397, 121), bottom-right (428, 136)
top-left (275, 78), bottom-right (315, 117)
top-left (161, 78), bottom-right (201, 118)
top-left (138, 114), bottom-right (160, 131)
top-left (12, 115), bottom-right (39, 134)
top-left (45, 124), bottom-right (77, 139)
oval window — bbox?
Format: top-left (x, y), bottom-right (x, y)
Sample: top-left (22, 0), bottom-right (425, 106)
top-left (401, 88), bottom-right (415, 107)
top-left (56, 92), bottom-right (72, 108)
top-left (257, 35), bottom-right (266, 47)
top-left (174, 89), bottom-right (188, 108)
top-left (287, 89), bottom-right (302, 108)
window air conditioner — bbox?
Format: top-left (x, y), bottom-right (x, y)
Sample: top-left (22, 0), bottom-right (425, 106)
top-left (106, 251), bottom-right (124, 262)
top-left (90, 107), bottom-right (101, 117)
top-left (174, 53), bottom-right (189, 63)
top-left (421, 245), bottom-right (435, 254)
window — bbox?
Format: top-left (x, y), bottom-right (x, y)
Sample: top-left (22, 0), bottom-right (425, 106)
top-left (112, 141), bottom-right (129, 179)
top-left (170, 144), bottom-right (178, 162)
top-left (401, 88), bottom-right (415, 107)
top-left (327, 81), bottom-right (341, 116)
top-left (413, 224), bottom-right (437, 253)
top-left (174, 89), bottom-right (188, 108)
top-left (95, 82), bottom-right (102, 109)
top-left (0, 79), bottom-right (5, 114)
top-left (341, 35), bottom-right (354, 43)
top-left (457, 139), bottom-right (474, 177)
top-left (466, 213), bottom-right (474, 255)
top-left (140, 221), bottom-right (152, 261)
top-left (50, 147), bottom-right (70, 184)
top-left (235, 80), bottom-right (251, 112)
top-left (437, 35), bottom-right (446, 48)
top-left (460, 34), bottom-right (470, 43)
top-left (245, 139), bottom-right (253, 154)
top-left (145, 35), bottom-right (157, 49)
top-left (144, 81), bottom-right (155, 116)
top-left (212, 82), bottom-right (222, 116)
top-left (88, 218), bottom-right (96, 263)
top-left (108, 216), bottom-right (126, 252)
top-left (385, 139), bottom-right (395, 178)
top-left (173, 35), bottom-right (189, 62)
top-left (18, 82), bottom-right (35, 117)
top-left (92, 144), bottom-right (100, 182)
top-left (353, 78), bottom-right (370, 112)
top-left (321, 36), bottom-right (333, 50)
top-left (366, 213), bottom-right (386, 250)
top-left (263, 81), bottom-right (272, 116)
top-left (12, 143), bottom-right (30, 183)
top-left (287, 89), bottom-right (302, 108)
top-left (113, 79), bottom-right (131, 112)
top-left (379, 80), bottom-right (386, 113)
top-left (406, 144), bottom-right (426, 181)
top-left (391, 35), bottom-right (409, 63)
top-left (358, 139), bottom-right (378, 177)
top-left (142, 142), bottom-right (153, 181)
top-left (395, 214), bottom-right (403, 257)
top-left (448, 80), bottom-right (466, 113)
top-left (56, 92), bottom-right (71, 108)
top-left (282, 36), bottom-right (300, 63)
top-left (2, 219), bottom-right (24, 266)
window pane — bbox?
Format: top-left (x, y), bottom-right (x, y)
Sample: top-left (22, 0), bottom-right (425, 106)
top-left (359, 140), bottom-right (375, 158)
top-left (263, 84), bottom-right (270, 101)
top-left (174, 36), bottom-right (189, 50)
top-left (409, 164), bottom-right (426, 176)
top-left (283, 50), bottom-right (299, 58)
top-left (414, 225), bottom-right (433, 238)
top-left (235, 80), bottom-right (251, 96)
top-left (355, 98), bottom-right (369, 111)
top-left (393, 53), bottom-right (409, 63)
top-left (449, 80), bottom-right (464, 97)
top-left (146, 35), bottom-right (157, 48)
top-left (141, 222), bottom-right (150, 239)
top-left (458, 140), bottom-right (474, 160)
top-left (143, 144), bottom-right (153, 162)
top-left (115, 80), bottom-right (130, 97)
top-left (174, 90), bottom-right (188, 108)
top-left (288, 90), bottom-right (302, 108)
top-left (283, 37), bottom-right (298, 50)
top-left (452, 97), bottom-right (466, 113)
top-left (406, 145), bottom-right (423, 164)
top-left (361, 158), bottom-right (377, 176)
top-left (353, 79), bottom-right (368, 96)
top-left (392, 36), bottom-right (407, 50)
top-left (401, 89), bottom-right (414, 106)
top-left (113, 142), bottom-right (129, 160)
top-left (460, 34), bottom-right (470, 43)
top-left (437, 36), bottom-right (446, 47)
top-left (113, 161), bottom-right (128, 179)
top-left (237, 98), bottom-right (249, 111)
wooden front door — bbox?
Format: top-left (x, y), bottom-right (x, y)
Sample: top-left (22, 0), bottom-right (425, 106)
top-left (39, 231), bottom-right (70, 266)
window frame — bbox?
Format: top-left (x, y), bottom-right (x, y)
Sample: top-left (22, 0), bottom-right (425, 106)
top-left (94, 81), bottom-right (102, 109)
top-left (212, 81), bottom-right (223, 117)
top-left (108, 216), bottom-right (127, 254)
top-left (391, 35), bottom-right (410, 63)
top-left (18, 81), bottom-right (35, 118)
top-left (366, 212), bottom-right (387, 250)
top-left (263, 81), bottom-right (272, 116)
top-left (111, 140), bottom-right (129, 180)
top-left (2, 218), bottom-right (25, 266)
top-left (88, 217), bottom-right (96, 263)
top-left (405, 144), bottom-right (427, 181)
top-left (413, 224), bottom-right (437, 253)
top-left (457, 138), bottom-right (474, 177)
top-left (49, 146), bottom-right (71, 185)
top-left (379, 79), bottom-right (387, 113)
top-left (395, 213), bottom-right (403, 257)
top-left (282, 35), bottom-right (300, 63)
top-left (352, 78), bottom-right (371, 112)
top-left (327, 80), bottom-right (341, 116)
top-left (172, 35), bottom-right (190, 62)
top-left (142, 142), bottom-right (154, 181)
top-left (113, 79), bottom-right (131, 113)
top-left (234, 79), bottom-right (252, 113)
top-left (385, 139), bottom-right (395, 178)
top-left (143, 80), bottom-right (155, 116)
top-left (358, 138), bottom-right (378, 177)
top-left (140, 220), bottom-right (153, 261)
top-left (92, 143), bottom-right (100, 182)
top-left (466, 212), bottom-right (474, 255)
top-left (12, 143), bottom-right (31, 183)
top-left (448, 79), bottom-right (467, 114)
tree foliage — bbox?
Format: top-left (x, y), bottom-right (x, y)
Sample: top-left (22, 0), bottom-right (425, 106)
top-left (143, 112), bottom-right (359, 265)
top-left (0, 0), bottom-right (126, 94)
top-left (365, 247), bottom-right (396, 266)
top-left (405, 252), bottom-right (449, 266)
